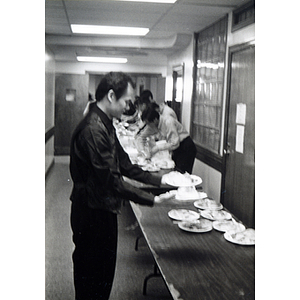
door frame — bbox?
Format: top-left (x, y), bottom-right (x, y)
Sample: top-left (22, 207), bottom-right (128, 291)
top-left (171, 63), bottom-right (184, 122)
top-left (220, 40), bottom-right (255, 204)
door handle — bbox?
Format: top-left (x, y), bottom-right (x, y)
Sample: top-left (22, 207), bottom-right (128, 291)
top-left (223, 149), bottom-right (233, 155)
top-left (224, 142), bottom-right (233, 156)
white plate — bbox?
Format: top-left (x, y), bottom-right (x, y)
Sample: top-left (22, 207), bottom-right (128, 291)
top-left (198, 192), bottom-right (208, 199)
top-left (200, 210), bottom-right (232, 221)
top-left (168, 190), bottom-right (198, 201)
top-left (224, 229), bottom-right (255, 245)
top-left (155, 160), bottom-right (175, 170)
top-left (194, 199), bottom-right (223, 210)
top-left (137, 160), bottom-right (148, 167)
top-left (164, 172), bottom-right (202, 187)
top-left (175, 193), bottom-right (200, 201)
top-left (141, 164), bottom-right (160, 172)
top-left (178, 219), bottom-right (213, 233)
top-left (168, 209), bottom-right (200, 221)
top-left (213, 220), bottom-right (245, 232)
top-left (160, 165), bottom-right (175, 170)
top-left (174, 186), bottom-right (200, 201)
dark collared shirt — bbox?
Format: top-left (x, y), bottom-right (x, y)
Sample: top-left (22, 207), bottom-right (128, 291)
top-left (69, 103), bottom-right (161, 213)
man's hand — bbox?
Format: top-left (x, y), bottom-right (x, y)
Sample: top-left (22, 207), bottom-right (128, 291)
top-left (150, 145), bottom-right (159, 157)
top-left (161, 173), bottom-right (168, 185)
top-left (154, 191), bottom-right (175, 203)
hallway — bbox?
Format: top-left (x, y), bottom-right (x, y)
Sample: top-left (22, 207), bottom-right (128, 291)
top-left (45, 156), bottom-right (172, 300)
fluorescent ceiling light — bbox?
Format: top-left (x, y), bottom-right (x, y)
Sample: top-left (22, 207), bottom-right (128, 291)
top-left (77, 56), bottom-right (128, 63)
top-left (71, 24), bottom-right (149, 36)
top-left (117, 0), bottom-right (177, 3)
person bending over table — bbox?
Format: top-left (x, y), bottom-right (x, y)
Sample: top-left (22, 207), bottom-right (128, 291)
top-left (134, 90), bottom-right (177, 134)
top-left (69, 72), bottom-right (172, 300)
top-left (141, 102), bottom-right (197, 174)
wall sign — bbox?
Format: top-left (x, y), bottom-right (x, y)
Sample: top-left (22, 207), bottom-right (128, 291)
top-left (235, 125), bottom-right (245, 154)
top-left (236, 103), bottom-right (246, 125)
top-left (66, 89), bottom-right (76, 102)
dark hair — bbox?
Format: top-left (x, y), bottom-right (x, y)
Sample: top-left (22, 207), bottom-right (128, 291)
top-left (134, 95), bottom-right (151, 108)
top-left (133, 96), bottom-right (140, 108)
top-left (95, 72), bottom-right (135, 102)
top-left (123, 100), bottom-right (136, 116)
top-left (141, 102), bottom-right (160, 122)
top-left (140, 89), bottom-right (153, 101)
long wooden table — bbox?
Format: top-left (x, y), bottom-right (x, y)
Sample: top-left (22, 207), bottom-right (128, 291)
top-left (129, 198), bottom-right (255, 300)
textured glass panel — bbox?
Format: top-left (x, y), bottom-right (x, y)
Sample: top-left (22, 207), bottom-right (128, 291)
top-left (191, 16), bottom-right (228, 154)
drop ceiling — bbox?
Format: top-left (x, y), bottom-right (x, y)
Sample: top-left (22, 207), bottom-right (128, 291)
top-left (45, 0), bottom-right (246, 63)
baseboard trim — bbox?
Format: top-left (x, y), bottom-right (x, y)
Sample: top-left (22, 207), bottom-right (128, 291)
top-left (45, 158), bottom-right (55, 179)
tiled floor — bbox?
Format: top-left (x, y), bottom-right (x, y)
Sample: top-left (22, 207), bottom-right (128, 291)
top-left (45, 156), bottom-right (172, 300)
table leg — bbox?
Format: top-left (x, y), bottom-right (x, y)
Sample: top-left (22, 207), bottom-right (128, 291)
top-left (143, 264), bottom-right (162, 295)
top-left (135, 235), bottom-right (144, 251)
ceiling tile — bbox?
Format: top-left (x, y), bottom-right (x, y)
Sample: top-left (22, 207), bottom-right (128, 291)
top-left (45, 0), bottom-right (248, 66)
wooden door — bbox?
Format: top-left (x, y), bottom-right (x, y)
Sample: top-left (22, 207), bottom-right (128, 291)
top-left (222, 43), bottom-right (255, 228)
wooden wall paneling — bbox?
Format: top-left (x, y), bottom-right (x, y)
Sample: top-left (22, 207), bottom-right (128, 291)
top-left (55, 74), bottom-right (89, 155)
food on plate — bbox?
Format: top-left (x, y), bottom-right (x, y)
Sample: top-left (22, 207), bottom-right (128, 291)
top-left (194, 198), bottom-right (223, 210)
top-left (176, 186), bottom-right (199, 200)
top-left (154, 159), bottom-right (175, 169)
top-left (198, 192), bottom-right (208, 199)
top-left (157, 191), bottom-right (176, 201)
top-left (137, 156), bottom-right (148, 166)
top-left (168, 209), bottom-right (199, 221)
top-left (151, 146), bottom-right (170, 161)
top-left (200, 209), bottom-right (231, 221)
top-left (167, 171), bottom-right (193, 185)
top-left (179, 219), bottom-right (212, 233)
top-left (211, 210), bottom-right (231, 220)
top-left (212, 220), bottom-right (245, 232)
top-left (206, 199), bottom-right (221, 209)
top-left (184, 222), bottom-right (206, 230)
top-left (164, 171), bottom-right (201, 186)
top-left (225, 228), bottom-right (255, 245)
top-left (141, 163), bottom-right (160, 172)
top-left (182, 220), bottom-right (211, 230)
top-left (155, 191), bottom-right (176, 203)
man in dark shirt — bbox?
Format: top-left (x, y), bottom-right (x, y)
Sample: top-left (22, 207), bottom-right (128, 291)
top-left (69, 72), bottom-right (171, 300)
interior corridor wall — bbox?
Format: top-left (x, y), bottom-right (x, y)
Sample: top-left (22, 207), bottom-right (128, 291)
top-left (166, 39), bottom-right (194, 134)
top-left (166, 39), bottom-right (221, 200)
top-left (45, 46), bottom-right (55, 174)
top-left (165, 12), bottom-right (255, 202)
top-left (55, 73), bottom-right (89, 155)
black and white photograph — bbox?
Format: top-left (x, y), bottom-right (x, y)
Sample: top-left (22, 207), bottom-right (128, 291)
top-left (45, 1), bottom-right (256, 299)
top-left (15, 1), bottom-right (291, 300)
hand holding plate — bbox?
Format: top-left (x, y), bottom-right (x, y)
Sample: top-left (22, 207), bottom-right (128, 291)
top-left (154, 191), bottom-right (176, 203)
